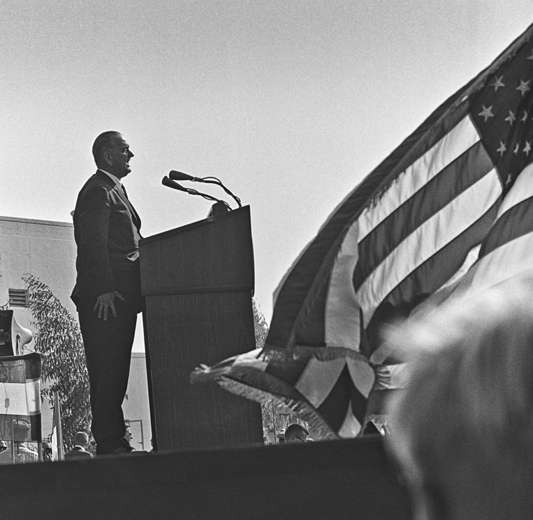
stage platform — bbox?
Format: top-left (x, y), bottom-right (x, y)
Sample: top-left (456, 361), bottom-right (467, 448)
top-left (0, 436), bottom-right (410, 519)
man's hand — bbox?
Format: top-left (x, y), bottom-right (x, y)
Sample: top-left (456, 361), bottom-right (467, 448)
top-left (93, 291), bottom-right (125, 320)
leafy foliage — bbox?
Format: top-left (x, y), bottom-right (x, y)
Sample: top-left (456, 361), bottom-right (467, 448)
top-left (252, 298), bottom-right (269, 348)
top-left (23, 274), bottom-right (90, 449)
top-left (252, 299), bottom-right (309, 443)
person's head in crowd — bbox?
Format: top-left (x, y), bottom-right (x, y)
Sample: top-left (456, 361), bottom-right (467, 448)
top-left (284, 423), bottom-right (309, 443)
top-left (42, 441), bottom-right (53, 461)
top-left (74, 431), bottom-right (90, 449)
top-left (385, 276), bottom-right (533, 520)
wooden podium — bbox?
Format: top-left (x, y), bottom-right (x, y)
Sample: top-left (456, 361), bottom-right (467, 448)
top-left (140, 206), bottom-right (263, 451)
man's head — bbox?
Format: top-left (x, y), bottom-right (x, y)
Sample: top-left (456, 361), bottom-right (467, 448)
top-left (386, 276), bottom-right (533, 520)
top-left (92, 131), bottom-right (134, 179)
top-left (74, 431), bottom-right (90, 448)
top-left (284, 423), bottom-right (309, 442)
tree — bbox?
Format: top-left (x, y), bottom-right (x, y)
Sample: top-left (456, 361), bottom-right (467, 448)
top-left (252, 300), bottom-right (281, 442)
top-left (252, 298), bottom-right (269, 349)
top-left (23, 274), bottom-right (90, 449)
top-left (252, 299), bottom-right (310, 443)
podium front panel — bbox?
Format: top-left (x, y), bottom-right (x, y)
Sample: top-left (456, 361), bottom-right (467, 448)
top-left (140, 207), bottom-right (262, 450)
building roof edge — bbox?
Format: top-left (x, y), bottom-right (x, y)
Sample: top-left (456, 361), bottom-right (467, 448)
top-left (0, 215), bottom-right (72, 228)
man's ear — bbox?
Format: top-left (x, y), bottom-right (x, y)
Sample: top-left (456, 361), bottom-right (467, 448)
top-left (103, 149), bottom-right (113, 166)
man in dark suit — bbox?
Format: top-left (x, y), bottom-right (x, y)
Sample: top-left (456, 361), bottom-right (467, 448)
top-left (65, 431), bottom-right (93, 460)
top-left (71, 131), bottom-right (142, 455)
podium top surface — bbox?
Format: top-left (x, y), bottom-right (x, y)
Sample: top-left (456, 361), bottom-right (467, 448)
top-left (139, 205), bottom-right (254, 295)
top-left (140, 205), bottom-right (250, 246)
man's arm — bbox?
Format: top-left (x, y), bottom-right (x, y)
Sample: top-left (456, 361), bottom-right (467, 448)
top-left (77, 186), bottom-right (124, 319)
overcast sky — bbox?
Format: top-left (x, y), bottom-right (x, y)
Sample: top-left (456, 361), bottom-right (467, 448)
top-left (2, 0), bottom-right (532, 322)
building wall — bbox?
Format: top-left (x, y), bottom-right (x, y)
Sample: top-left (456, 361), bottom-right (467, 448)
top-left (0, 216), bottom-right (151, 448)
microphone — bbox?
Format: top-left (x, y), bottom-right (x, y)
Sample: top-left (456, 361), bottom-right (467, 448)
top-left (162, 176), bottom-right (188, 192)
top-left (169, 170), bottom-right (201, 182)
top-left (162, 176), bottom-right (232, 211)
top-left (167, 170), bottom-right (242, 208)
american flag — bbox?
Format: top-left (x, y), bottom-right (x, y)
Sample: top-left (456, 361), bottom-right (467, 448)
top-left (0, 353), bottom-right (42, 442)
top-left (193, 23), bottom-right (533, 438)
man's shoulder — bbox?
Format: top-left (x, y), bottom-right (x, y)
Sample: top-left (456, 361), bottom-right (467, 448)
top-left (75, 172), bottom-right (116, 207)
top-left (81, 171), bottom-right (114, 192)
top-left (65, 447), bottom-right (92, 459)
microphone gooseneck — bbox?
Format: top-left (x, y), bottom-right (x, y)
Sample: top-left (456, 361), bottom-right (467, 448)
top-left (167, 170), bottom-right (242, 208)
top-left (162, 176), bottom-right (232, 211)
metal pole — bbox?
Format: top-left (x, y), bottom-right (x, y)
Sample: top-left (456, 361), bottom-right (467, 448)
top-left (54, 392), bottom-right (64, 460)
top-left (10, 419), bottom-right (15, 463)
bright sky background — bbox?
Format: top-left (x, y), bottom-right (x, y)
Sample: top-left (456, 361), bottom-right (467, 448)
top-left (2, 1), bottom-right (533, 323)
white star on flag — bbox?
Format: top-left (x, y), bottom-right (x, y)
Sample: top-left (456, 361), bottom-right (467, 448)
top-left (521, 110), bottom-right (529, 122)
top-left (478, 105), bottom-right (494, 122)
top-left (524, 141), bottom-right (532, 156)
top-left (517, 80), bottom-right (531, 96)
top-left (496, 141), bottom-right (507, 156)
top-left (505, 110), bottom-right (517, 125)
top-left (491, 75), bottom-right (505, 91)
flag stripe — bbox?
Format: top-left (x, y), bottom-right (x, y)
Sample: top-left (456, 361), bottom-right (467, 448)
top-left (480, 197), bottom-right (533, 258)
top-left (0, 381), bottom-right (41, 415)
top-left (357, 116), bottom-right (480, 242)
top-left (357, 169), bottom-right (502, 324)
top-left (471, 231), bottom-right (533, 290)
top-left (480, 163), bottom-right (533, 257)
top-left (324, 223), bottom-right (360, 349)
top-left (354, 139), bottom-right (493, 289)
top-left (494, 163), bottom-right (533, 218)
top-left (384, 200), bottom-right (500, 312)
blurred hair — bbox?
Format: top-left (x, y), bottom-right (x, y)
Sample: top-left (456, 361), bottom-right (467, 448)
top-left (92, 131), bottom-right (121, 167)
top-left (284, 423), bottom-right (309, 439)
top-left (385, 276), bottom-right (533, 520)
top-left (74, 431), bottom-right (89, 447)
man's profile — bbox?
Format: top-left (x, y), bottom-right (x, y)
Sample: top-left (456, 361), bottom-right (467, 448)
top-left (71, 131), bottom-right (143, 455)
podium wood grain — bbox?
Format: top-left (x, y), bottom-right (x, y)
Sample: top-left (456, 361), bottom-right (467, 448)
top-left (140, 207), bottom-right (262, 450)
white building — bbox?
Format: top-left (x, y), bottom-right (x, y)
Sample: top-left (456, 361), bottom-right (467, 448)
top-left (0, 216), bottom-right (151, 452)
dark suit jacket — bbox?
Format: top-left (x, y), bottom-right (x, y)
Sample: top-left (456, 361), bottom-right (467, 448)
top-left (64, 446), bottom-right (93, 460)
top-left (71, 170), bottom-right (142, 309)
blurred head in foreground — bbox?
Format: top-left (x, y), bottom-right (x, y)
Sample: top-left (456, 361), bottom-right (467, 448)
top-left (385, 277), bottom-right (533, 520)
